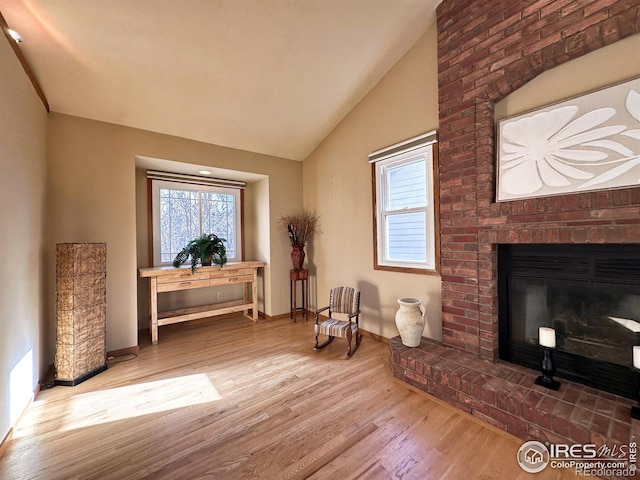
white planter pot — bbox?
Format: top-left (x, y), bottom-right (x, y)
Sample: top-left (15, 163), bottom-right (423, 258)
top-left (395, 297), bottom-right (426, 347)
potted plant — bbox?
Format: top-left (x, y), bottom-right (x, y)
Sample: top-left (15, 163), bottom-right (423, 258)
top-left (278, 211), bottom-right (320, 269)
top-left (172, 233), bottom-right (227, 273)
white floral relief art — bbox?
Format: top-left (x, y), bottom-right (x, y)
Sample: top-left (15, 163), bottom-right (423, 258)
top-left (497, 77), bottom-right (640, 201)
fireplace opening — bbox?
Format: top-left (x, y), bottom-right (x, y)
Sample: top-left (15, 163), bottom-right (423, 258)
top-left (498, 244), bottom-right (640, 399)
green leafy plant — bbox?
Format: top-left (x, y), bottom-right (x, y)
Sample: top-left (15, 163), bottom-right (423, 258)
top-left (278, 211), bottom-right (321, 245)
top-left (172, 233), bottom-right (227, 273)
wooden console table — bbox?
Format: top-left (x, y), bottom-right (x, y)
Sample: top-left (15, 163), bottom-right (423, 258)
top-left (139, 261), bottom-right (265, 344)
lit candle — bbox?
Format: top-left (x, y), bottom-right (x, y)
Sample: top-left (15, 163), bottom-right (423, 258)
top-left (539, 327), bottom-right (556, 348)
top-left (634, 346), bottom-right (640, 369)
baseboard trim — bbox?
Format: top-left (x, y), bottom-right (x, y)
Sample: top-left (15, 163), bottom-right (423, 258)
top-left (263, 311), bottom-right (307, 321)
top-left (359, 328), bottom-right (389, 344)
top-left (0, 382), bottom-right (40, 459)
top-left (0, 426), bottom-right (13, 459)
top-left (136, 312), bottom-right (390, 346)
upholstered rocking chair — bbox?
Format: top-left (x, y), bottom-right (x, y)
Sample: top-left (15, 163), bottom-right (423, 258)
top-left (314, 286), bottom-right (362, 357)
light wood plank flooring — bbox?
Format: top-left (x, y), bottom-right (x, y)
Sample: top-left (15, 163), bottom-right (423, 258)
top-left (1, 315), bottom-right (581, 479)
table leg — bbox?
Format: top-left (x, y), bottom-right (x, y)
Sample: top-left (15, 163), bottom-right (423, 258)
top-left (150, 277), bottom-right (158, 344)
top-left (292, 277), bottom-right (298, 322)
top-left (290, 278), bottom-right (293, 320)
top-left (251, 269), bottom-right (258, 321)
top-left (305, 277), bottom-right (309, 321)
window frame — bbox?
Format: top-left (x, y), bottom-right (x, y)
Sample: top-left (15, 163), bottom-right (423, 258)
top-left (150, 179), bottom-right (243, 266)
top-left (371, 140), bottom-right (439, 275)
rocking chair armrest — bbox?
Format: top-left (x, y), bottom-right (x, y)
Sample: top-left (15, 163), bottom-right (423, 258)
top-left (314, 306), bottom-right (329, 323)
top-left (347, 310), bottom-right (361, 319)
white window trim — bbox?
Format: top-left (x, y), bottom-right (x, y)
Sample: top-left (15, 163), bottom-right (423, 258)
top-left (151, 179), bottom-right (242, 266)
top-left (370, 132), bottom-right (438, 273)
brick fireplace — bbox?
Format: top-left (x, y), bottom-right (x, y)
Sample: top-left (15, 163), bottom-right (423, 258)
top-left (391, 0), bottom-right (640, 447)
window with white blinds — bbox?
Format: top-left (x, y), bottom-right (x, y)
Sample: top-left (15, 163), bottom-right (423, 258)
top-left (370, 132), bottom-right (438, 273)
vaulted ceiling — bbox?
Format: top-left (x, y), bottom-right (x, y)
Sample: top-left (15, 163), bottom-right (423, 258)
top-left (0, 0), bottom-right (439, 160)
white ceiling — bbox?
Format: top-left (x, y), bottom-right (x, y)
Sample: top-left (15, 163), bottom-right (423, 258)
top-left (1, 0), bottom-right (439, 161)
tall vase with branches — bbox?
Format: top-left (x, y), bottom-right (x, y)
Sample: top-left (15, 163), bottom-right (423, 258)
top-left (278, 211), bottom-right (320, 270)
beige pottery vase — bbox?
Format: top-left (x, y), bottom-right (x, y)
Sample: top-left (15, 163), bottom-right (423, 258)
top-left (395, 297), bottom-right (426, 347)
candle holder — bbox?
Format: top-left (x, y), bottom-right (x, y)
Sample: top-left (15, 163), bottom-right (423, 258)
top-left (632, 347), bottom-right (640, 419)
top-left (535, 347), bottom-right (561, 391)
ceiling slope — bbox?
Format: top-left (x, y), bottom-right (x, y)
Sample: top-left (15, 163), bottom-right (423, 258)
top-left (0, 0), bottom-right (438, 160)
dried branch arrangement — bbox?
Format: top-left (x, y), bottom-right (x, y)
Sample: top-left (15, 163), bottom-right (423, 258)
top-left (278, 211), bottom-right (321, 246)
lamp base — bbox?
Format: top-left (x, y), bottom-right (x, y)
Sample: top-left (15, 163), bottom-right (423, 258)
top-left (54, 364), bottom-right (107, 387)
top-left (535, 375), bottom-right (561, 391)
top-left (631, 406), bottom-right (640, 420)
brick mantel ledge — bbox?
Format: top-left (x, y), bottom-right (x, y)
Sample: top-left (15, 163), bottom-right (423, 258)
top-left (390, 337), bottom-right (640, 447)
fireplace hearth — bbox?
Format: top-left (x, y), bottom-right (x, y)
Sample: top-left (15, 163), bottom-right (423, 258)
top-left (498, 244), bottom-right (640, 399)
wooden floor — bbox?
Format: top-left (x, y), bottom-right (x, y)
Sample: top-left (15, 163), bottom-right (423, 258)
top-left (1, 315), bottom-right (581, 479)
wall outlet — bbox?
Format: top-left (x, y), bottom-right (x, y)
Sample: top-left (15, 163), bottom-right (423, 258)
top-left (217, 291), bottom-right (224, 300)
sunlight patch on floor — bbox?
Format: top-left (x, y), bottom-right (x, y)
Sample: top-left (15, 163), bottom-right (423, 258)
top-left (56, 373), bottom-right (222, 431)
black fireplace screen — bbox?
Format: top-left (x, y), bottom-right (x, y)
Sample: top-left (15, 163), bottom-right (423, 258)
top-left (498, 244), bottom-right (640, 399)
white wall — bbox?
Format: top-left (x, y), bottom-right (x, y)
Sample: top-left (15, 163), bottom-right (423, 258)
top-left (0, 36), bottom-right (48, 442)
top-left (303, 23), bottom-right (442, 340)
top-left (244, 178), bottom-right (271, 314)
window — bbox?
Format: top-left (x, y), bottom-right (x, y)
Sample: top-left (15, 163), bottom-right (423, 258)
top-left (151, 179), bottom-right (242, 266)
top-left (370, 132), bottom-right (438, 273)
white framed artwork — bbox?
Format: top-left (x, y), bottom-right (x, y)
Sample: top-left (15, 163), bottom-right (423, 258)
top-left (496, 77), bottom-right (640, 202)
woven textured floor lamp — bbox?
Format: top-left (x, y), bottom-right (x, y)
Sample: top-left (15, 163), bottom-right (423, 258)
top-left (55, 243), bottom-right (108, 386)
